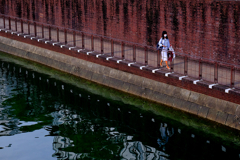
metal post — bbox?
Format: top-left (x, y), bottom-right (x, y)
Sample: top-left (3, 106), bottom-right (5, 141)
top-left (49, 25), bottom-right (51, 40)
top-left (91, 35), bottom-right (94, 51)
top-left (157, 50), bottom-right (160, 68)
top-left (170, 53), bottom-right (173, 72)
top-left (184, 56), bottom-right (188, 76)
top-left (101, 37), bottom-right (103, 53)
top-left (64, 29), bottom-right (67, 44)
top-left (145, 46), bottom-right (148, 66)
top-left (42, 24), bottom-right (44, 38)
top-left (121, 41), bottom-right (125, 60)
top-left (170, 61), bottom-right (174, 72)
top-left (199, 59), bottom-right (202, 80)
top-left (8, 17), bottom-right (11, 30)
top-left (28, 21), bottom-right (30, 35)
top-left (21, 20), bottom-right (23, 33)
top-left (214, 62), bottom-right (218, 83)
top-left (73, 31), bottom-right (76, 46)
top-left (230, 66), bottom-right (235, 88)
top-left (34, 22), bottom-right (37, 37)
top-left (82, 32), bottom-right (84, 49)
top-left (133, 45), bottom-right (136, 62)
top-left (57, 28), bottom-right (59, 42)
top-left (111, 39), bottom-right (114, 57)
top-left (3, 15), bottom-right (5, 28)
top-left (15, 18), bottom-right (17, 31)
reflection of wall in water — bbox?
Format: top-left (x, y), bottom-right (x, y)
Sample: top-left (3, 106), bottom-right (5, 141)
top-left (1, 0), bottom-right (240, 64)
top-left (120, 141), bottom-right (169, 160)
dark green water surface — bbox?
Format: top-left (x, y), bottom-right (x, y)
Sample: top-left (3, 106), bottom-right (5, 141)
top-left (0, 52), bottom-right (240, 160)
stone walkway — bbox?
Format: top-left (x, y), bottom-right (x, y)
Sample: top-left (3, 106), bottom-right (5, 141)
top-left (0, 17), bottom-right (239, 89)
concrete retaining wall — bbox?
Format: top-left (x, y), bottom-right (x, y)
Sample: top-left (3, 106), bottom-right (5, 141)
top-left (0, 36), bottom-right (240, 130)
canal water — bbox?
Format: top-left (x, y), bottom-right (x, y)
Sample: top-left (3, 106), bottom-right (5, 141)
top-left (0, 52), bottom-right (240, 160)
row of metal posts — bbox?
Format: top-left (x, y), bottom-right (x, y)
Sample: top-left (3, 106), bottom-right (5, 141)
top-left (1, 15), bottom-right (237, 88)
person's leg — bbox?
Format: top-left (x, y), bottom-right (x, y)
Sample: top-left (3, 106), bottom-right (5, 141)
top-left (160, 51), bottom-right (163, 67)
top-left (162, 50), bottom-right (170, 69)
top-left (160, 59), bottom-right (163, 67)
top-left (165, 61), bottom-right (170, 69)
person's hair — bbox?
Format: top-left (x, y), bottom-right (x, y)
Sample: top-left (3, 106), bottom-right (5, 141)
top-left (162, 31), bottom-right (168, 39)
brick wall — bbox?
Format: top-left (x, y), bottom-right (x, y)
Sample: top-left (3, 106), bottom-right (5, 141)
top-left (0, 0), bottom-right (240, 65)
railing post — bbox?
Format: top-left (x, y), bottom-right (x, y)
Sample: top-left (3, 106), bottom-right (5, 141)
top-left (133, 45), bottom-right (136, 62)
top-left (231, 66), bottom-right (235, 88)
top-left (214, 62), bottom-right (218, 83)
top-left (15, 18), bottom-right (17, 31)
top-left (21, 20), bottom-right (23, 33)
top-left (57, 28), bottom-right (59, 42)
top-left (49, 25), bottom-right (51, 40)
top-left (82, 32), bottom-right (84, 49)
top-left (111, 39), bottom-right (114, 57)
top-left (157, 49), bottom-right (160, 68)
top-left (3, 15), bottom-right (5, 28)
top-left (34, 22), bottom-right (37, 37)
top-left (170, 52), bottom-right (174, 72)
top-left (145, 46), bottom-right (148, 66)
top-left (121, 41), bottom-right (125, 60)
top-left (42, 24), bottom-right (44, 38)
top-left (184, 56), bottom-right (188, 76)
top-left (101, 37), bottom-right (103, 53)
top-left (8, 17), bottom-right (11, 30)
top-left (28, 21), bottom-right (30, 35)
top-left (64, 29), bottom-right (67, 44)
top-left (199, 59), bottom-right (202, 80)
top-left (73, 31), bottom-right (76, 46)
top-left (91, 35), bottom-right (94, 51)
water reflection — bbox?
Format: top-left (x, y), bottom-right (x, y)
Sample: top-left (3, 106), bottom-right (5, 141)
top-left (157, 123), bottom-right (174, 150)
top-left (0, 57), bottom-right (239, 159)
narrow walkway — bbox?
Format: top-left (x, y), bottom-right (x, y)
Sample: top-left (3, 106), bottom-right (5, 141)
top-left (0, 17), bottom-right (239, 90)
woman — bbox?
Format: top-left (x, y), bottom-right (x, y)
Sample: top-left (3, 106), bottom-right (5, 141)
top-left (158, 31), bottom-right (170, 69)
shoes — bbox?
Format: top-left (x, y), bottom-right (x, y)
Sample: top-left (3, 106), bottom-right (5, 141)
top-left (160, 63), bottom-right (163, 67)
top-left (166, 66), bottom-right (170, 70)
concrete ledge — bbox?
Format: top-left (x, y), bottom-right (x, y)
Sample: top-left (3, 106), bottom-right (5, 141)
top-left (0, 35), bottom-right (240, 130)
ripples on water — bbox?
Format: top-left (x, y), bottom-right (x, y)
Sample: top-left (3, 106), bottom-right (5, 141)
top-left (0, 56), bottom-right (239, 160)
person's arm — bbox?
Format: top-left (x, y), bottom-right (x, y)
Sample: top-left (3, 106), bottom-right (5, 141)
top-left (158, 38), bottom-right (162, 47)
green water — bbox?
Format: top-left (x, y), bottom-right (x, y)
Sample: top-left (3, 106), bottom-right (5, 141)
top-left (0, 52), bottom-right (239, 160)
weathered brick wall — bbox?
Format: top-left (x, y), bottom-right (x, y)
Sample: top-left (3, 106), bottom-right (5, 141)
top-left (0, 0), bottom-right (240, 65)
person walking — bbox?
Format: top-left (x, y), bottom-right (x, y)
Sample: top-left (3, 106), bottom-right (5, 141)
top-left (158, 31), bottom-right (170, 69)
